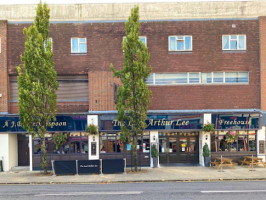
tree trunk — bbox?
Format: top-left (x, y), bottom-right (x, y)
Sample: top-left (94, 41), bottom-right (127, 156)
top-left (41, 133), bottom-right (48, 174)
top-left (132, 135), bottom-right (138, 172)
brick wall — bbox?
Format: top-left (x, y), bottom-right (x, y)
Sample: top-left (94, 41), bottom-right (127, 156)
top-left (7, 19), bottom-right (260, 112)
top-left (0, 20), bottom-right (8, 113)
top-left (88, 71), bottom-right (120, 111)
top-left (260, 17), bottom-right (266, 111)
top-left (10, 102), bottom-right (89, 114)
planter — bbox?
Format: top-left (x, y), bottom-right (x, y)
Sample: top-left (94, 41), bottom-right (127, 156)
top-left (152, 157), bottom-right (158, 168)
top-left (204, 156), bottom-right (210, 167)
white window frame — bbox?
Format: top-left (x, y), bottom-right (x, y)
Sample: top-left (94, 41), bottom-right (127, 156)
top-left (237, 71), bottom-right (249, 83)
top-left (188, 72), bottom-right (200, 84)
top-left (122, 36), bottom-right (147, 51)
top-left (212, 72), bottom-right (225, 84)
top-left (139, 36), bottom-right (147, 47)
top-left (44, 37), bottom-right (53, 52)
top-left (222, 35), bottom-right (246, 50)
top-left (201, 72), bottom-right (212, 84)
top-left (152, 73), bottom-right (156, 85)
top-left (146, 72), bottom-right (249, 85)
top-left (71, 37), bottom-right (87, 54)
top-left (145, 73), bottom-right (155, 85)
top-left (168, 35), bottom-right (192, 51)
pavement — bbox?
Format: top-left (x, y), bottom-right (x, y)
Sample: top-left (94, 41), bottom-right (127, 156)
top-left (1, 165), bottom-right (266, 184)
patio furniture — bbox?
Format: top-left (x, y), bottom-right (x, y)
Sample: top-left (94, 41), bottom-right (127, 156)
top-left (239, 156), bottom-right (266, 168)
top-left (211, 157), bottom-right (237, 170)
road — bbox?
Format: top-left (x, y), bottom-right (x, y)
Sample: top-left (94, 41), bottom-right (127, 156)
top-left (0, 181), bottom-right (266, 200)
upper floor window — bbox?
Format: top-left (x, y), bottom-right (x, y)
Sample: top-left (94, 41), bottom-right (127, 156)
top-left (222, 35), bottom-right (246, 50)
top-left (146, 72), bottom-right (249, 85)
top-left (71, 38), bottom-right (87, 54)
top-left (123, 36), bottom-right (147, 46)
top-left (122, 36), bottom-right (147, 53)
top-left (169, 35), bottom-right (192, 51)
top-left (44, 37), bottom-right (53, 52)
top-left (139, 36), bottom-right (147, 46)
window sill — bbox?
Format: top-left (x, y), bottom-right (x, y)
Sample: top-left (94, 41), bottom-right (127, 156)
top-left (169, 51), bottom-right (192, 54)
top-left (146, 83), bottom-right (249, 86)
top-left (222, 50), bottom-right (246, 53)
top-left (71, 53), bottom-right (87, 55)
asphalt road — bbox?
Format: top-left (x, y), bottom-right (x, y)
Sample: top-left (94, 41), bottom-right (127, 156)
top-left (0, 181), bottom-right (266, 200)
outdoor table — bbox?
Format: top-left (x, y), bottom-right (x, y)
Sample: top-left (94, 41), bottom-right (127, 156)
top-left (211, 157), bottom-right (237, 170)
top-left (240, 156), bottom-right (266, 168)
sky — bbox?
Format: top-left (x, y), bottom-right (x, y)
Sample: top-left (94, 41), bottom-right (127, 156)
top-left (0, 0), bottom-right (254, 5)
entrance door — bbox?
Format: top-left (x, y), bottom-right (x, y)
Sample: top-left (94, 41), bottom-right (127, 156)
top-left (178, 136), bottom-right (198, 163)
top-left (159, 132), bottom-right (199, 164)
top-left (18, 134), bottom-right (29, 166)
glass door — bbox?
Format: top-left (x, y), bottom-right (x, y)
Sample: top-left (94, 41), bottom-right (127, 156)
top-left (169, 137), bottom-right (178, 163)
top-left (178, 137), bottom-right (188, 162)
top-left (159, 137), bottom-right (168, 163)
top-left (159, 132), bottom-right (199, 164)
top-left (178, 135), bottom-right (199, 163)
top-left (188, 137), bottom-right (198, 162)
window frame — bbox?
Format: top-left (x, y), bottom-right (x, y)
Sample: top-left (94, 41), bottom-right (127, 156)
top-left (153, 72), bottom-right (188, 85)
top-left (188, 72), bottom-right (200, 84)
top-left (138, 36), bottom-right (147, 47)
top-left (122, 36), bottom-right (147, 52)
top-left (212, 130), bottom-right (256, 153)
top-left (168, 35), bottom-right (192, 52)
top-left (71, 37), bottom-right (87, 54)
top-left (33, 132), bottom-right (88, 154)
top-left (99, 132), bottom-right (150, 153)
top-left (146, 72), bottom-right (249, 86)
top-left (222, 34), bottom-right (246, 51)
top-left (44, 37), bottom-right (53, 52)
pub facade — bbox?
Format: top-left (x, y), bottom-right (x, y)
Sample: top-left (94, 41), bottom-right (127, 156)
top-left (0, 111), bottom-right (262, 170)
top-left (1, 1), bottom-right (266, 171)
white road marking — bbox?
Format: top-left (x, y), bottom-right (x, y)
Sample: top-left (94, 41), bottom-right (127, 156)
top-left (201, 190), bottom-right (266, 193)
top-left (35, 191), bottom-right (143, 196)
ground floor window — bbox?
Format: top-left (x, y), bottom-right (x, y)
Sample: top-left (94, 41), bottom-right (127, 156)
top-left (211, 130), bottom-right (256, 152)
top-left (159, 132), bottom-right (198, 153)
top-left (100, 132), bottom-right (150, 153)
top-left (33, 132), bottom-right (88, 154)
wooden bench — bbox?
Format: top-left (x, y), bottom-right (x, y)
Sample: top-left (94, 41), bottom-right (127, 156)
top-left (216, 162), bottom-right (238, 170)
top-left (247, 161), bottom-right (266, 168)
top-left (211, 157), bottom-right (237, 170)
top-left (239, 159), bottom-right (250, 166)
top-left (211, 161), bottom-right (219, 167)
top-left (239, 156), bottom-right (266, 168)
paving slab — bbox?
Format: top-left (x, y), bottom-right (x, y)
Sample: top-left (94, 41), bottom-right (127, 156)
top-left (0, 166), bottom-right (266, 184)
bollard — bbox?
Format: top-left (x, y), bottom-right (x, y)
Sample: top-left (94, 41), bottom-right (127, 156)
top-left (0, 159), bottom-right (2, 172)
top-left (249, 154), bottom-right (255, 171)
top-left (124, 158), bottom-right (127, 175)
top-left (51, 160), bottom-right (55, 176)
top-left (218, 155), bottom-right (224, 172)
top-left (100, 159), bottom-right (103, 175)
top-left (76, 160), bottom-right (79, 175)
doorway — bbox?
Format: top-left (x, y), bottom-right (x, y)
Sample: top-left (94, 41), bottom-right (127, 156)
top-left (18, 134), bottom-right (29, 166)
top-left (159, 132), bottom-right (199, 164)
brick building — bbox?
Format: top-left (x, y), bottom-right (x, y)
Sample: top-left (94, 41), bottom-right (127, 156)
top-left (0, 1), bottom-right (265, 171)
